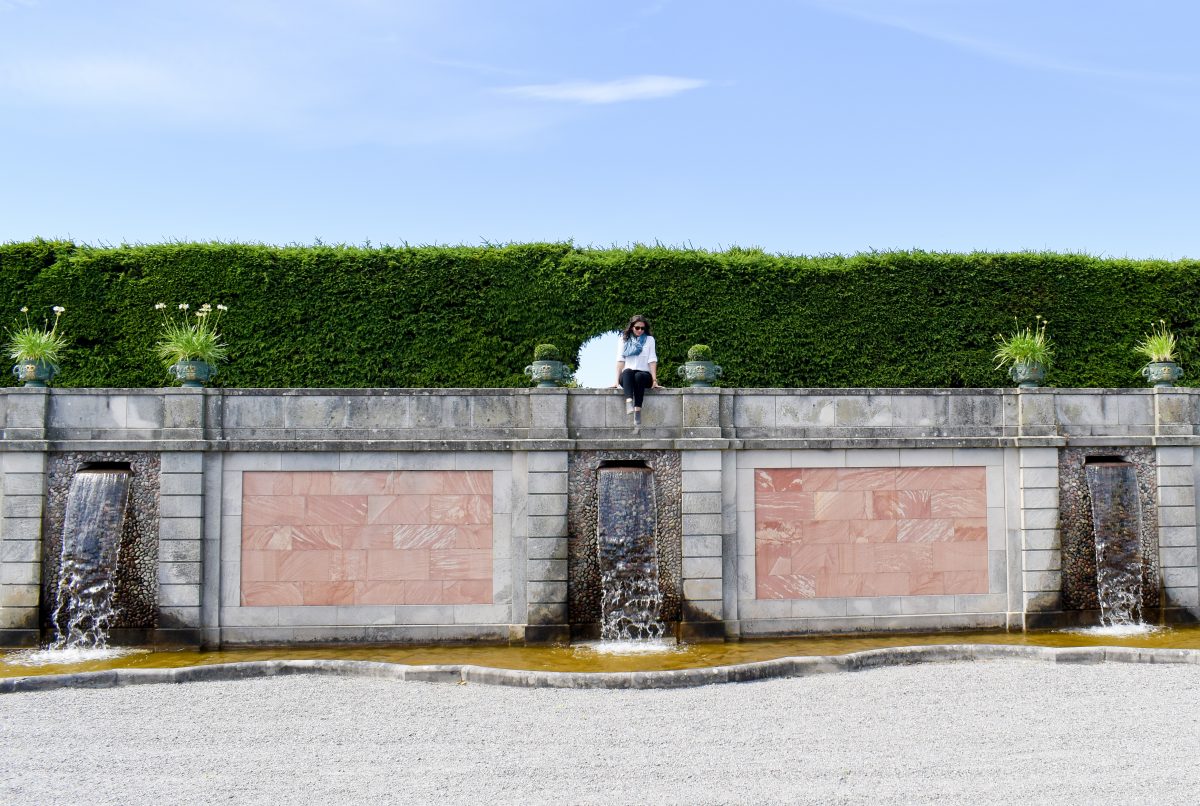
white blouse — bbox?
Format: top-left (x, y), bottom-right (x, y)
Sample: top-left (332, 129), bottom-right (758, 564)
top-left (617, 334), bottom-right (658, 373)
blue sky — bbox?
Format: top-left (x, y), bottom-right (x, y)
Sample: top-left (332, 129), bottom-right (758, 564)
top-left (2, 0), bottom-right (1199, 260)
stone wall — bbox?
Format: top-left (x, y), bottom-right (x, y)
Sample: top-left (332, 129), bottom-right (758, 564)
top-left (1, 386), bottom-right (1199, 646)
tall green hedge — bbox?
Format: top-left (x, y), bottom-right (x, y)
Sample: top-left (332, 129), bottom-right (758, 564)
top-left (2, 240), bottom-right (1196, 388)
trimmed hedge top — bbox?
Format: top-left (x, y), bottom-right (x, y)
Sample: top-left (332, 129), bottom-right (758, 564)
top-left (2, 240), bottom-right (1195, 388)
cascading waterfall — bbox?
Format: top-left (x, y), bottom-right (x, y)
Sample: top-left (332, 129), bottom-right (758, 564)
top-left (596, 467), bottom-right (666, 641)
top-left (1083, 461), bottom-right (1145, 627)
top-left (50, 469), bottom-right (132, 649)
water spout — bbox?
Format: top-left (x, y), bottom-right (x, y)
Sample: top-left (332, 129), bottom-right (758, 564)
top-left (596, 467), bottom-right (665, 641)
top-left (1083, 461), bottom-right (1145, 627)
top-left (50, 469), bottom-right (132, 649)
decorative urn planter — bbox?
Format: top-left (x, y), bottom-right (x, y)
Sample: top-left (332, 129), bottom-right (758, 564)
top-left (169, 359), bottom-right (216, 388)
top-left (11, 359), bottom-right (55, 387)
top-left (1141, 361), bottom-right (1183, 388)
top-left (677, 360), bottom-right (723, 387)
top-left (524, 360), bottom-right (565, 388)
top-left (1009, 361), bottom-right (1046, 389)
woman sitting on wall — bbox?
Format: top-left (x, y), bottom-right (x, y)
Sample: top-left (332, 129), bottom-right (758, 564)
top-left (613, 314), bottom-right (662, 434)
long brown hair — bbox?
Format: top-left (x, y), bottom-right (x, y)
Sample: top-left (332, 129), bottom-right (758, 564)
top-left (622, 315), bottom-right (652, 341)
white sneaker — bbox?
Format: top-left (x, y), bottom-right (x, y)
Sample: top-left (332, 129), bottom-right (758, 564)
top-left (632, 424), bottom-right (641, 435)
top-left (625, 399), bottom-right (634, 415)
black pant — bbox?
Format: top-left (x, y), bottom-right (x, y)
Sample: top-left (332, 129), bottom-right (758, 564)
top-left (620, 369), bottom-right (653, 408)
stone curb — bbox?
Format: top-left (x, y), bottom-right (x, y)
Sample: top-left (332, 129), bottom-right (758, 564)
top-left (3, 644), bottom-right (1199, 695)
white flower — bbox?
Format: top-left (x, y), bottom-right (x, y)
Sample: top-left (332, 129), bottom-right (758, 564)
top-left (178, 303), bottom-right (189, 311)
top-left (195, 311), bottom-right (207, 318)
top-left (216, 304), bottom-right (228, 311)
top-left (20, 306), bottom-right (28, 313)
top-left (154, 302), bottom-right (167, 310)
top-left (199, 303), bottom-right (212, 312)
top-left (52, 306), bottom-right (65, 314)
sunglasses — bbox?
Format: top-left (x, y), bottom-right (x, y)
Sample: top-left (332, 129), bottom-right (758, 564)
top-left (632, 325), bottom-right (645, 331)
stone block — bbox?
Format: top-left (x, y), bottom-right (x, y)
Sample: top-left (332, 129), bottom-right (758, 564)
top-left (790, 449), bottom-right (848, 468)
top-left (1, 453), bottom-right (45, 473)
top-left (526, 602), bottom-right (568, 625)
top-left (526, 494), bottom-right (568, 517)
top-left (682, 513), bottom-right (722, 535)
top-left (1159, 526), bottom-right (1197, 547)
top-left (790, 598), bottom-right (849, 618)
top-left (843, 449), bottom-right (901, 467)
top-left (160, 473), bottom-right (203, 496)
top-left (682, 492), bottom-right (722, 515)
top-left (682, 451), bottom-right (722, 472)
top-left (953, 593), bottom-right (1008, 612)
top-left (1022, 590), bottom-right (1061, 611)
top-left (1163, 567), bottom-right (1199, 589)
top-left (0, 563), bottom-right (38, 585)
top-left (159, 517), bottom-right (202, 541)
top-left (161, 452), bottom-right (205, 473)
top-left (528, 472), bottom-right (567, 495)
top-left (1165, 587), bottom-right (1200, 607)
top-left (528, 452), bottom-right (568, 472)
top-left (159, 495), bottom-right (202, 518)
top-left (527, 515), bottom-right (567, 537)
top-left (392, 605), bottom-right (453, 625)
top-left (899, 448), bottom-right (954, 467)
top-left (845, 596), bottom-right (902, 617)
top-left (454, 453), bottom-right (509, 470)
top-left (0, 585), bottom-right (40, 607)
top-left (1018, 447), bottom-right (1059, 468)
top-left (335, 605), bottom-right (398, 626)
top-left (159, 584), bottom-right (201, 607)
top-left (0, 541), bottom-right (39, 563)
top-left (681, 470), bottom-right (722, 493)
top-left (526, 559), bottom-right (568, 581)
top-left (1160, 546), bottom-right (1199, 568)
top-left (1157, 467), bottom-right (1194, 488)
top-left (221, 607), bottom-right (281, 627)
top-left (733, 397), bottom-right (777, 429)
top-left (682, 534), bottom-right (722, 557)
top-left (157, 562), bottom-right (201, 585)
top-left (1023, 550), bottom-right (1061, 572)
top-left (682, 556), bottom-right (722, 579)
top-left (1021, 467), bottom-right (1057, 488)
top-left (1, 474), bottom-right (45, 496)
top-left (1022, 570), bottom-right (1061, 592)
top-left (1022, 488), bottom-right (1058, 509)
top-left (527, 581), bottom-right (567, 603)
top-left (948, 395), bottom-right (1003, 428)
top-left (890, 396), bottom-right (942, 428)
top-left (681, 394), bottom-right (720, 432)
top-left (163, 392), bottom-right (205, 429)
top-left (1156, 446), bottom-right (1195, 467)
top-left (897, 595), bottom-right (954, 615)
top-left (158, 606), bottom-right (202, 627)
top-left (1159, 487), bottom-right (1197, 508)
top-left (2, 496), bottom-right (43, 519)
top-left (452, 604), bottom-right (510, 624)
top-left (989, 551), bottom-right (1008, 592)
top-left (526, 537), bottom-right (568, 560)
top-left (279, 452), bottom-right (341, 470)
top-left (1022, 509), bottom-right (1058, 530)
top-left (471, 395), bottom-right (529, 429)
top-left (1023, 528), bottom-right (1060, 550)
top-left (1160, 507), bottom-right (1197, 528)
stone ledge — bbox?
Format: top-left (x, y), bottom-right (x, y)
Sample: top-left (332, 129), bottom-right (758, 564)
top-left (4, 644), bottom-right (1199, 694)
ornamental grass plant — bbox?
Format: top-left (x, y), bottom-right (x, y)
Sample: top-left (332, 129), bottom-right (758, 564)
top-left (155, 302), bottom-right (229, 368)
top-left (1134, 320), bottom-right (1178, 363)
top-left (6, 305), bottom-right (68, 368)
top-left (994, 316), bottom-right (1054, 371)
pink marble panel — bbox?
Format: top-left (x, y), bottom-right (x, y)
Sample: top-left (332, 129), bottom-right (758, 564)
top-left (393, 524), bottom-right (460, 550)
top-left (930, 489), bottom-right (988, 519)
top-left (240, 471), bottom-right (493, 607)
top-left (242, 582), bottom-right (303, 606)
top-left (300, 581), bottom-right (356, 605)
top-left (429, 550), bottom-right (492, 580)
top-left (304, 495), bottom-right (368, 526)
top-left (243, 472), bottom-right (294, 496)
top-left (291, 472), bottom-right (332, 495)
top-left (243, 525), bottom-right (293, 551)
top-left (453, 525), bottom-right (493, 550)
top-left (243, 496), bottom-right (307, 526)
top-left (367, 495), bottom-right (431, 525)
top-left (872, 489), bottom-right (931, 520)
top-left (813, 490), bottom-right (869, 520)
top-left (443, 580), bottom-right (493, 604)
top-left (837, 469), bottom-right (897, 490)
top-left (755, 466), bottom-right (988, 600)
top-left (366, 549), bottom-right (430, 581)
top-left (330, 471), bottom-right (391, 496)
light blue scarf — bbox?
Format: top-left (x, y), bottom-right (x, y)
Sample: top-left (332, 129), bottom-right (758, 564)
top-left (622, 333), bottom-right (646, 358)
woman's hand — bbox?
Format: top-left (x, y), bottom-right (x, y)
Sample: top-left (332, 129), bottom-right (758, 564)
top-left (651, 380), bottom-right (664, 389)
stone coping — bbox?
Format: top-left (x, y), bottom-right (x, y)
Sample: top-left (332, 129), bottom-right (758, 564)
top-left (3, 644), bottom-right (1197, 693)
top-left (5, 386), bottom-right (1192, 396)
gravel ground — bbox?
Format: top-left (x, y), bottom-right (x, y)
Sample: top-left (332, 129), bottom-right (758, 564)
top-left (3, 660), bottom-right (1200, 805)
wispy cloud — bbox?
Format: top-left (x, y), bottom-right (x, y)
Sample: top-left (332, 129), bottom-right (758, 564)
top-left (0, 0), bottom-right (37, 9)
top-left (812, 1), bottom-right (1197, 85)
top-left (499, 75), bottom-right (707, 104)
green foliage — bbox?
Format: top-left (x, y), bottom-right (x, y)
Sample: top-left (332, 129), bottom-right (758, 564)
top-left (1, 241), bottom-right (1198, 388)
top-left (994, 316), bottom-right (1054, 371)
top-left (687, 344), bottom-right (713, 362)
top-left (154, 302), bottom-right (229, 368)
top-left (1134, 320), bottom-right (1178, 363)
top-left (5, 304), bottom-right (68, 368)
top-left (533, 343), bottom-right (560, 362)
